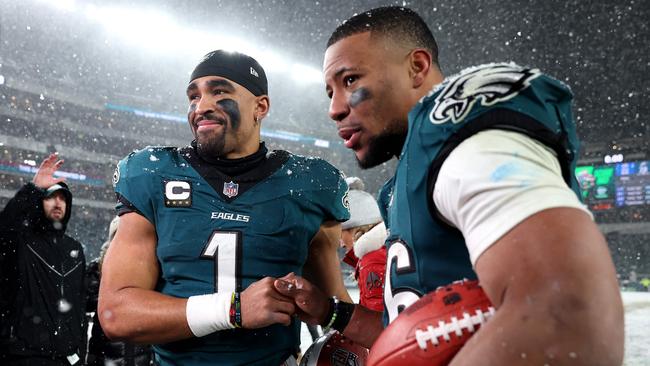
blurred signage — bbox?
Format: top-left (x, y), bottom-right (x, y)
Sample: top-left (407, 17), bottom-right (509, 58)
top-left (0, 161), bottom-right (105, 186)
top-left (576, 160), bottom-right (650, 210)
top-left (105, 102), bottom-right (339, 149)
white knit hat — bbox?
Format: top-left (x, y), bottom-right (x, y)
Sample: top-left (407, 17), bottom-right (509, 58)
top-left (342, 177), bottom-right (382, 230)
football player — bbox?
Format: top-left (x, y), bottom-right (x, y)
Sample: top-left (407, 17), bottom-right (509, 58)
top-left (99, 50), bottom-right (352, 366)
top-left (275, 6), bottom-right (624, 365)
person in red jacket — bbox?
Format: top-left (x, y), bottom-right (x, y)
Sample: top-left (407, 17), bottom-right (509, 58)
top-left (341, 177), bottom-right (387, 312)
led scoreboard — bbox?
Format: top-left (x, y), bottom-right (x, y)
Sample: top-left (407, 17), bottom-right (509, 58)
top-left (576, 161), bottom-right (650, 210)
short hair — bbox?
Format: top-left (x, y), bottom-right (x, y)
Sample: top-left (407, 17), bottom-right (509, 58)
top-left (327, 6), bottom-right (439, 66)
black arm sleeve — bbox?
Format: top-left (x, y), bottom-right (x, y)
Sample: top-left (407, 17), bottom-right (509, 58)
top-left (0, 182), bottom-right (46, 232)
top-left (0, 183), bottom-right (45, 326)
top-left (115, 192), bottom-right (144, 217)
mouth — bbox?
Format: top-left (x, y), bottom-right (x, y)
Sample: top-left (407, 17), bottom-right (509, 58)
top-left (195, 116), bottom-right (226, 132)
top-left (338, 126), bottom-right (362, 149)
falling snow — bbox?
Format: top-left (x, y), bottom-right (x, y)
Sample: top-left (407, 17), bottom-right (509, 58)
top-left (0, 1), bottom-right (647, 364)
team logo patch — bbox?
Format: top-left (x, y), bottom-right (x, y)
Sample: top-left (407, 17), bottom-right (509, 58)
top-left (112, 165), bottom-right (120, 187)
top-left (366, 271), bottom-right (382, 291)
top-left (430, 64), bottom-right (541, 125)
top-left (331, 348), bottom-right (360, 366)
top-left (223, 181), bottom-right (239, 198)
top-left (342, 190), bottom-right (350, 210)
top-left (164, 180), bottom-right (192, 207)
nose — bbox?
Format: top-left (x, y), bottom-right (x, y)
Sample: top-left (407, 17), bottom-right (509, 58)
top-left (194, 95), bottom-right (216, 118)
top-left (328, 91), bottom-right (350, 122)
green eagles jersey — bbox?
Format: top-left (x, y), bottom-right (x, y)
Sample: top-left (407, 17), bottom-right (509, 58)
top-left (381, 63), bottom-right (582, 324)
top-left (113, 146), bottom-right (349, 366)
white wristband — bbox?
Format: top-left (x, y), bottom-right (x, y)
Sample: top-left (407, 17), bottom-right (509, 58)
top-left (186, 292), bottom-right (234, 337)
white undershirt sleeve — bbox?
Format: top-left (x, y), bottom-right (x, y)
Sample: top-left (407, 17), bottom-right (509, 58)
top-left (433, 129), bottom-right (591, 266)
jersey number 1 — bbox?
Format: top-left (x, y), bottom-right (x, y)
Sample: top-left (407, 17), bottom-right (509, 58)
top-left (200, 230), bottom-right (242, 293)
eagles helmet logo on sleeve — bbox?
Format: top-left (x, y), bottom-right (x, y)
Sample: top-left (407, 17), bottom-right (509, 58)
top-left (430, 63), bottom-right (541, 125)
top-left (112, 165), bottom-right (120, 187)
top-left (341, 171), bottom-right (351, 210)
top-left (342, 190), bottom-right (350, 210)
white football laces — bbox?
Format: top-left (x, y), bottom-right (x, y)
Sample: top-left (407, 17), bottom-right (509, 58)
top-left (414, 306), bottom-right (496, 349)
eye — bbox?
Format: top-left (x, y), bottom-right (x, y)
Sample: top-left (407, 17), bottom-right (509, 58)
top-left (188, 94), bottom-right (199, 102)
top-left (343, 75), bottom-right (358, 87)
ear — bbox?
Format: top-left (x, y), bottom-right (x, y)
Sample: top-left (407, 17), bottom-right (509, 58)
top-left (408, 49), bottom-right (433, 89)
top-left (255, 95), bottom-right (271, 121)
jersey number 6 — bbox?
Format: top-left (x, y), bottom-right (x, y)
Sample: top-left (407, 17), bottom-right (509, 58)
top-left (384, 240), bottom-right (421, 323)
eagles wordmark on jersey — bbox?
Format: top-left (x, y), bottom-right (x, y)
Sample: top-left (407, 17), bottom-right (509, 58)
top-left (113, 146), bottom-right (349, 366)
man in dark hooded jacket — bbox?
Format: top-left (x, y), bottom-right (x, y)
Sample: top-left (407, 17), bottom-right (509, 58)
top-left (0, 153), bottom-right (87, 365)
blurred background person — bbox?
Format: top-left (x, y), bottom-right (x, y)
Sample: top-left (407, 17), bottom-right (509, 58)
top-left (340, 177), bottom-right (387, 312)
top-left (0, 153), bottom-right (87, 366)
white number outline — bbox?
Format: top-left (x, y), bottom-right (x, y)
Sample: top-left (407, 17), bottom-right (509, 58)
top-left (200, 230), bottom-right (242, 293)
top-left (384, 240), bottom-right (422, 323)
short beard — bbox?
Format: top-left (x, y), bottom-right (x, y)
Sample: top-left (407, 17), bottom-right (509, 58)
top-left (357, 129), bottom-right (406, 169)
top-left (196, 131), bottom-right (227, 160)
top-left (194, 99), bottom-right (240, 161)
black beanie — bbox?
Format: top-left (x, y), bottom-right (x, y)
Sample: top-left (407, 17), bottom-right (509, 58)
top-left (44, 182), bottom-right (73, 209)
top-left (190, 50), bottom-right (268, 96)
top-left (45, 182), bottom-right (71, 200)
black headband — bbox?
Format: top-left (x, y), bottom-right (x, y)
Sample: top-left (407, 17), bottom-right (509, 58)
top-left (190, 50), bottom-right (268, 96)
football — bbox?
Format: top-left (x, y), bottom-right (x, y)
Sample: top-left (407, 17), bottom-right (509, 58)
top-left (300, 330), bottom-right (369, 366)
top-left (367, 280), bottom-right (495, 366)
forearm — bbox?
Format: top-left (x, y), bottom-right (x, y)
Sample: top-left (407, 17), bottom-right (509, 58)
top-left (305, 221), bottom-right (353, 303)
top-left (450, 264), bottom-right (624, 366)
top-left (450, 300), bottom-right (623, 366)
top-left (461, 209), bottom-right (625, 365)
top-left (99, 287), bottom-right (193, 344)
top-left (303, 263), bottom-right (352, 303)
top-left (341, 304), bottom-right (384, 348)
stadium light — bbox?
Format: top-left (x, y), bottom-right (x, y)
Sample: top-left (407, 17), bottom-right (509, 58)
top-left (32, 1), bottom-right (323, 85)
top-left (604, 154), bottom-right (624, 164)
top-left (85, 5), bottom-right (188, 52)
top-left (291, 63), bottom-right (324, 84)
top-left (255, 51), bottom-right (289, 74)
top-left (35, 0), bottom-right (76, 12)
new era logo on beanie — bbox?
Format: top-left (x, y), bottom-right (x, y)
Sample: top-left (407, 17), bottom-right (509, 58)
top-left (190, 50), bottom-right (268, 96)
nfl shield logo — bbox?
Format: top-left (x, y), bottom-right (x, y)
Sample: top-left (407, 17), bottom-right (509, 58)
top-left (223, 181), bottom-right (239, 198)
